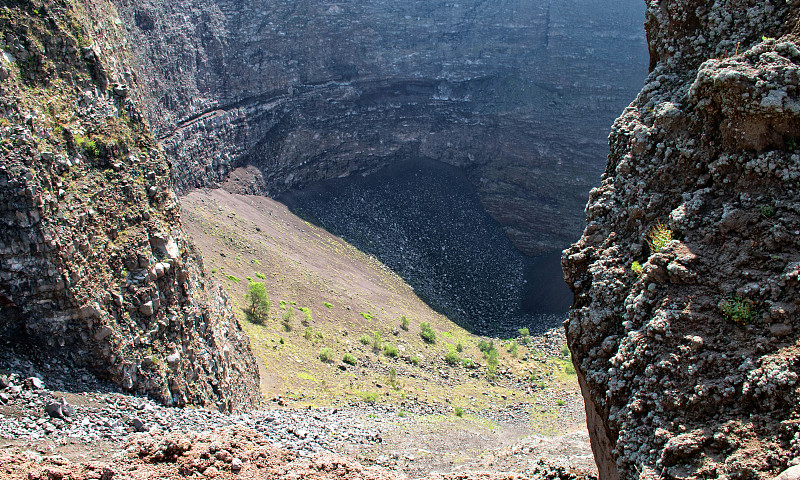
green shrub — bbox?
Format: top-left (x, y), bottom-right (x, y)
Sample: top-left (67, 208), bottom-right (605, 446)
top-left (304, 326), bottom-right (314, 341)
top-left (245, 282), bottom-right (271, 325)
top-left (460, 358), bottom-right (474, 368)
top-left (647, 222), bottom-right (673, 253)
top-left (420, 323), bottom-right (436, 344)
top-left (760, 204), bottom-right (776, 218)
top-left (445, 349), bottom-right (459, 365)
top-left (631, 261), bottom-right (643, 274)
top-left (359, 334), bottom-right (371, 345)
top-left (319, 347), bottom-right (334, 363)
top-left (477, 339), bottom-right (494, 355)
top-left (720, 296), bottom-right (757, 325)
top-left (564, 362), bottom-right (576, 375)
top-left (323, 302), bottom-right (333, 308)
top-left (560, 344), bottom-right (570, 358)
top-left (518, 327), bottom-right (530, 345)
top-left (281, 308), bottom-right (293, 331)
top-left (226, 274), bottom-right (241, 283)
top-left (357, 391), bottom-right (378, 403)
top-left (383, 343), bottom-right (398, 357)
top-left (508, 340), bottom-right (518, 358)
top-left (255, 272), bottom-right (266, 279)
top-left (343, 353), bottom-right (357, 366)
top-left (300, 307), bottom-right (313, 326)
top-left (454, 406), bottom-right (464, 417)
top-left (371, 331), bottom-right (383, 351)
top-left (400, 315), bottom-right (409, 331)
top-left (410, 356), bottom-right (420, 366)
top-left (456, 342), bottom-right (463, 353)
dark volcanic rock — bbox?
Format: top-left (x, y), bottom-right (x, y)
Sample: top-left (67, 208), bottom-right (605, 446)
top-left (563, 1), bottom-right (800, 479)
top-left (109, 0), bottom-right (648, 257)
top-left (279, 158), bottom-right (568, 336)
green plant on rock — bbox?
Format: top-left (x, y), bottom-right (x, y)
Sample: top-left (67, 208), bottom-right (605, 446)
top-left (720, 295), bottom-right (757, 325)
top-left (245, 281), bottom-right (271, 325)
top-left (647, 221), bottom-right (673, 253)
top-left (631, 261), bottom-right (643, 275)
top-left (760, 204), bottom-right (776, 218)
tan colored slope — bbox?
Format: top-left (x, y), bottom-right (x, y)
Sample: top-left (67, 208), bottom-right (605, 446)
top-left (180, 189), bottom-right (580, 416)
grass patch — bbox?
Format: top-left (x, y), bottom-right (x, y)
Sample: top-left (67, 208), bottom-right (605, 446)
top-left (298, 372), bottom-right (316, 381)
top-left (647, 221), bottom-right (673, 253)
top-left (720, 296), bottom-right (757, 325)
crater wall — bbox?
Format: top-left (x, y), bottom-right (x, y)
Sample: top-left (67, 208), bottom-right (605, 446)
top-left (563, 1), bottom-right (800, 478)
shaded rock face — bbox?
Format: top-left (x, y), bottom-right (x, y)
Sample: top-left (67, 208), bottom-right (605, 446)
top-left (0, 0), bottom-right (260, 411)
top-left (112, 0), bottom-right (648, 257)
top-left (563, 1), bottom-right (800, 478)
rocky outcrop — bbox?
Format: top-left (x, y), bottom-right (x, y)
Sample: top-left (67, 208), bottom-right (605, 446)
top-left (0, 0), bottom-right (260, 411)
top-left (108, 0), bottom-right (648, 257)
top-left (563, 1), bottom-right (800, 478)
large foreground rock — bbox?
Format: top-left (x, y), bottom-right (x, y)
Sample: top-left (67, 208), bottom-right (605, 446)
top-left (563, 1), bottom-right (800, 478)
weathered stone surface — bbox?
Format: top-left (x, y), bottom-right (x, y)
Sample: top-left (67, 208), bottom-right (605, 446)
top-left (563, 1), bottom-right (800, 478)
top-left (109, 0), bottom-right (648, 257)
top-left (0, 0), bottom-right (260, 412)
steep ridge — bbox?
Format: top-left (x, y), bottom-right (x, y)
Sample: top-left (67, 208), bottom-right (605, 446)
top-left (108, 0), bottom-right (648, 257)
top-left (0, 0), bottom-right (259, 411)
top-left (563, 1), bottom-right (800, 478)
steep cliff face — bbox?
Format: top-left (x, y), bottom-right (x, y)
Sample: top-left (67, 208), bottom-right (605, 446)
top-left (563, 1), bottom-right (800, 478)
top-left (109, 0), bottom-right (647, 257)
top-left (0, 0), bottom-right (260, 411)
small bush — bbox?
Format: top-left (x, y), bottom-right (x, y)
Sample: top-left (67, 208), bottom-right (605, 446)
top-left (647, 221), bottom-right (673, 253)
top-left (445, 349), bottom-right (459, 365)
top-left (343, 353), bottom-right (357, 366)
top-left (245, 281), bottom-right (271, 325)
top-left (518, 327), bottom-right (530, 345)
top-left (371, 331), bottom-right (383, 351)
top-left (358, 391), bottom-right (378, 403)
top-left (323, 302), bottom-right (333, 308)
top-left (454, 406), bottom-right (464, 417)
top-left (508, 340), bottom-right (518, 358)
top-left (304, 326), bottom-right (314, 341)
top-left (319, 347), bottom-right (334, 363)
top-left (383, 343), bottom-right (398, 357)
top-left (359, 334), bottom-right (371, 345)
top-left (255, 272), bottom-right (266, 279)
top-left (760, 204), bottom-right (776, 218)
top-left (460, 358), bottom-right (474, 368)
top-left (410, 356), bottom-right (420, 366)
top-left (281, 308), bottom-right (293, 331)
top-left (564, 362), bottom-right (576, 375)
top-left (456, 342), bottom-right (463, 353)
top-left (400, 315), bottom-right (409, 331)
top-left (631, 261), bottom-right (643, 274)
top-left (300, 307), bottom-right (313, 326)
top-left (720, 296), bottom-right (757, 325)
top-left (560, 344), bottom-right (570, 358)
top-left (477, 339), bottom-right (494, 355)
top-left (226, 274), bottom-right (241, 283)
top-left (420, 323), bottom-right (436, 344)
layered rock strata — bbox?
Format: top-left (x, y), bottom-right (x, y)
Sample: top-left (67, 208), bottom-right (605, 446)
top-left (109, 0), bottom-right (648, 257)
top-left (0, 0), bottom-right (260, 411)
top-left (564, 1), bottom-right (800, 478)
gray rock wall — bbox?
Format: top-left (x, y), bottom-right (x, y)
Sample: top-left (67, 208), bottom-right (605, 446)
top-left (111, 0), bottom-right (648, 256)
top-left (0, 0), bottom-right (260, 411)
top-left (563, 1), bottom-right (800, 478)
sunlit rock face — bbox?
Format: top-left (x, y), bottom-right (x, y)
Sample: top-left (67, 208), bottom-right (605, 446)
top-left (113, 0), bottom-right (648, 257)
